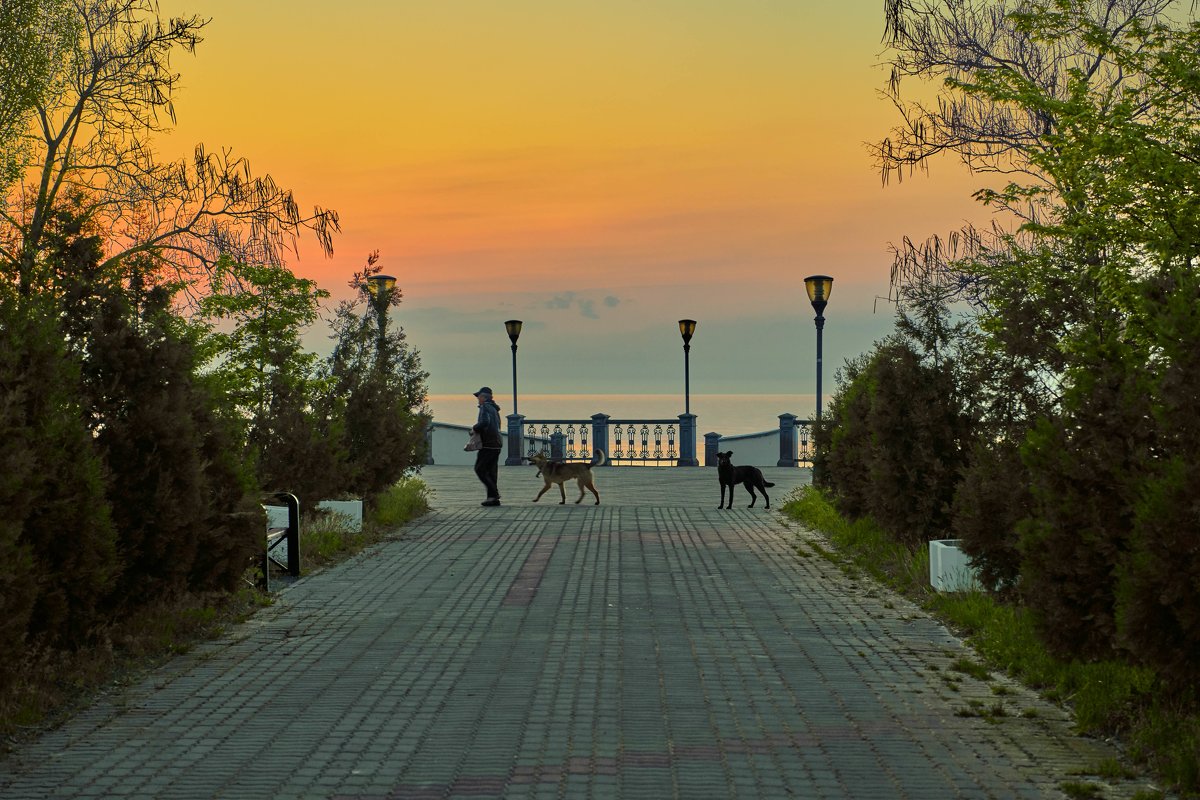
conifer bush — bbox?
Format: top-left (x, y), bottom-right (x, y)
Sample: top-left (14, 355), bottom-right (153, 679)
top-left (322, 285), bottom-right (430, 499)
top-left (0, 293), bottom-right (118, 662)
top-left (58, 230), bottom-right (260, 604)
top-left (1116, 273), bottom-right (1200, 693)
top-left (862, 339), bottom-right (970, 547)
top-left (821, 354), bottom-right (875, 515)
top-left (1018, 330), bottom-right (1153, 662)
top-left (952, 441), bottom-right (1029, 595)
top-left (822, 338), bottom-right (971, 547)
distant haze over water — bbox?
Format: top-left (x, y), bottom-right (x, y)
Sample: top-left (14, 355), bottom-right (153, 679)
top-left (427, 394), bottom-right (816, 438)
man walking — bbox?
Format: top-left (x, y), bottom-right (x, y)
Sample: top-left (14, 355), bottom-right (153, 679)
top-left (472, 386), bottom-right (503, 506)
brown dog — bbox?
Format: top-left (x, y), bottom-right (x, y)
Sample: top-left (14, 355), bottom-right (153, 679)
top-left (527, 450), bottom-right (607, 505)
top-left (716, 450), bottom-right (775, 509)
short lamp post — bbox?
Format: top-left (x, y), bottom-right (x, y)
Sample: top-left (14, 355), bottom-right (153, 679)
top-left (365, 273), bottom-right (397, 361)
top-left (803, 275), bottom-right (833, 420)
top-left (678, 319), bottom-right (697, 416)
top-left (505, 319), bottom-right (522, 416)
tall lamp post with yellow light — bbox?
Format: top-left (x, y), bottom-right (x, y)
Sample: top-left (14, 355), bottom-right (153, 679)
top-left (365, 273), bottom-right (397, 363)
top-left (504, 320), bottom-right (524, 466)
top-left (677, 319), bottom-right (699, 466)
top-left (679, 319), bottom-right (696, 416)
top-left (804, 275), bottom-right (832, 482)
top-left (505, 319), bottom-right (522, 415)
top-left (804, 275), bottom-right (833, 420)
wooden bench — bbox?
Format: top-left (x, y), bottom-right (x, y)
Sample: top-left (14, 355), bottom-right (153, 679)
top-left (262, 492), bottom-right (301, 591)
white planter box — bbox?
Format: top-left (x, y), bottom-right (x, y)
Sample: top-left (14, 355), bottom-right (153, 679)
top-left (317, 500), bottom-right (363, 532)
top-left (929, 538), bottom-right (981, 592)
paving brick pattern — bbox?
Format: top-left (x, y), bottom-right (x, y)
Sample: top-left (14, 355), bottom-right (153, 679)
top-left (0, 465), bottom-right (1161, 799)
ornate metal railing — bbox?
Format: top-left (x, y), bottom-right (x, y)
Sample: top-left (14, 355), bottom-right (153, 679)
top-left (521, 419), bottom-right (680, 466)
top-left (511, 413), bottom-right (696, 467)
top-left (608, 420), bottom-right (678, 465)
top-left (523, 420), bottom-right (591, 461)
top-left (796, 420), bottom-right (814, 466)
top-left (502, 411), bottom-right (817, 468)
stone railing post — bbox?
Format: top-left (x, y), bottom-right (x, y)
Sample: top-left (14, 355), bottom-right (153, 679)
top-left (778, 413), bottom-right (797, 467)
top-left (591, 414), bottom-right (611, 465)
top-left (551, 431), bottom-right (565, 461)
top-left (677, 414), bottom-right (699, 466)
top-left (704, 432), bottom-right (721, 466)
top-left (506, 414), bottom-right (525, 466)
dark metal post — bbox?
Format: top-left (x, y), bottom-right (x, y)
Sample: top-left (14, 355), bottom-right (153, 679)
top-left (678, 319), bottom-right (696, 417)
top-left (815, 312), bottom-right (825, 420)
top-left (684, 343), bottom-right (691, 415)
top-left (510, 342), bottom-right (518, 414)
top-left (505, 320), bottom-right (522, 417)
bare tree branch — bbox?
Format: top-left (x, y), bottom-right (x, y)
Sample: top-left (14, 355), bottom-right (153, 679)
top-left (3, 0), bottom-right (339, 295)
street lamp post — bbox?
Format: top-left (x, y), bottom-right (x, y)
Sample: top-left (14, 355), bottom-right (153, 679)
top-left (803, 275), bottom-right (833, 420)
top-left (504, 320), bottom-right (524, 467)
top-left (677, 319), bottom-right (698, 466)
top-left (365, 273), bottom-right (397, 362)
top-left (505, 320), bottom-right (522, 415)
top-left (678, 319), bottom-right (696, 416)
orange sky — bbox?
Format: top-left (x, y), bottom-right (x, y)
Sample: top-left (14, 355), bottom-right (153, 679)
top-left (156, 0), bottom-right (994, 403)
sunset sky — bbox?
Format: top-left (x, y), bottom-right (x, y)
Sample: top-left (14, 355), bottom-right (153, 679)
top-left (156, 0), bottom-right (993, 411)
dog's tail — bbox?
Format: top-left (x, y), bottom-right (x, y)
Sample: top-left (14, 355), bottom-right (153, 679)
top-left (591, 449), bottom-right (608, 467)
top-left (764, 481), bottom-right (776, 487)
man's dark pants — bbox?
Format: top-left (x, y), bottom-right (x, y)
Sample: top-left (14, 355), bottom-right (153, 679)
top-left (474, 447), bottom-right (501, 499)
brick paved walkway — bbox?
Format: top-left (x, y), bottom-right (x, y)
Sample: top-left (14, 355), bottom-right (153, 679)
top-left (0, 465), bottom-right (1160, 799)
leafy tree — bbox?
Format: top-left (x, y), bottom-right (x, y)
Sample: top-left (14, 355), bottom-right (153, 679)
top-left (198, 256), bottom-right (347, 500)
top-left (251, 356), bottom-right (349, 502)
top-left (320, 253), bottom-right (430, 500)
top-left (876, 3), bottom-right (1198, 522)
top-left (0, 0), bottom-right (74, 190)
top-left (198, 256), bottom-right (329, 423)
top-left (877, 0), bottom-right (1198, 386)
top-left (1, 0), bottom-right (338, 296)
top-left (877, 0), bottom-right (1176, 198)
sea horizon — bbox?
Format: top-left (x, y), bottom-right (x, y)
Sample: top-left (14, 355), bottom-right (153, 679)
top-left (427, 393), bottom-right (818, 438)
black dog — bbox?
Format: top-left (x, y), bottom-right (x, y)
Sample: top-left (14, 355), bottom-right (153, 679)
top-left (716, 450), bottom-right (776, 509)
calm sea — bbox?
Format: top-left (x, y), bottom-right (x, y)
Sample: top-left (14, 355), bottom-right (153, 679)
top-left (427, 393), bottom-right (816, 437)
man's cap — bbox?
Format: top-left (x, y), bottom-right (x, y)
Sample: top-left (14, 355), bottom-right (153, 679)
top-left (473, 386), bottom-right (493, 397)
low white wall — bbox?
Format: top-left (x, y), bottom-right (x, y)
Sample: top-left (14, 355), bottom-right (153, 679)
top-left (429, 421), bottom-right (478, 466)
top-left (710, 429), bottom-right (791, 467)
top-left (429, 421), bottom-right (552, 466)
